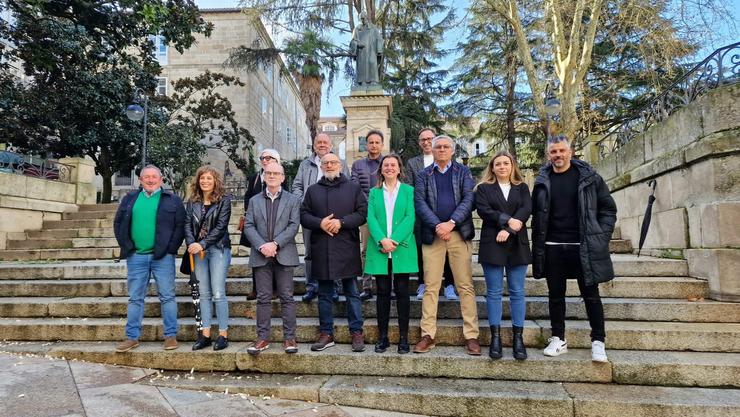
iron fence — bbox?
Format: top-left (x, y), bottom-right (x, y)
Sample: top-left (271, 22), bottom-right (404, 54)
top-left (0, 150), bottom-right (74, 183)
top-left (592, 41), bottom-right (739, 158)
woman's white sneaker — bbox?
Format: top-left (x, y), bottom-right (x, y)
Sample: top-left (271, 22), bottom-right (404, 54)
top-left (543, 336), bottom-right (568, 357)
top-left (591, 340), bottom-right (608, 362)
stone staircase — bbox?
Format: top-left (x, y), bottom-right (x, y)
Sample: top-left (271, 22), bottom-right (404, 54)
top-left (1, 203), bottom-right (739, 416)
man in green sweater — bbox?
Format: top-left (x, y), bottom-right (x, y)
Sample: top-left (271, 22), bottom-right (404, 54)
top-left (113, 165), bottom-right (185, 352)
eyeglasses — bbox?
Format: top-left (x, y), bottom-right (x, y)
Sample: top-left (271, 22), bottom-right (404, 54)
top-left (264, 171), bottom-right (283, 177)
top-left (259, 155), bottom-right (276, 161)
top-left (419, 137), bottom-right (433, 143)
top-left (321, 160), bottom-right (341, 166)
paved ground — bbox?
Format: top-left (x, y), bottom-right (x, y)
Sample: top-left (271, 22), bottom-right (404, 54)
top-left (0, 351), bottom-right (424, 417)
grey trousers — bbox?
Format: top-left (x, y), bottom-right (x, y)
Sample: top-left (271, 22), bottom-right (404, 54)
top-left (254, 260), bottom-right (296, 341)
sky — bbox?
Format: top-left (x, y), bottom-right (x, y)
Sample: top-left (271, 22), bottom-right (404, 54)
top-left (195, 0), bottom-right (738, 117)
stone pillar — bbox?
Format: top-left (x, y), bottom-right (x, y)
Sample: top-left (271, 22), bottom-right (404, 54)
top-left (59, 157), bottom-right (97, 205)
top-left (581, 135), bottom-right (602, 165)
top-left (340, 92), bottom-right (392, 164)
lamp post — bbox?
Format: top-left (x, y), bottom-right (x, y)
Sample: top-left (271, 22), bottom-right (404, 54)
top-left (126, 88), bottom-right (149, 170)
top-left (544, 84), bottom-right (561, 141)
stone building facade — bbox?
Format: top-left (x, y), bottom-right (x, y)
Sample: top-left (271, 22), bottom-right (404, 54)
top-left (105, 8), bottom-right (311, 198)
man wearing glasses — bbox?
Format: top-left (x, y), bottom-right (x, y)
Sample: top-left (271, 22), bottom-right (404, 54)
top-left (413, 135), bottom-right (480, 356)
top-left (532, 135), bottom-right (616, 363)
top-left (300, 153), bottom-right (368, 352)
top-left (292, 133), bottom-right (349, 302)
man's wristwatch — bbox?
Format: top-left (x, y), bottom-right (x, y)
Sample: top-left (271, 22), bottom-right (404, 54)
top-left (449, 219), bottom-right (456, 225)
top-left (273, 241), bottom-right (279, 249)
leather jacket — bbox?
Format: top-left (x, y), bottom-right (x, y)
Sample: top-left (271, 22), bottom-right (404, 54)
top-left (185, 195), bottom-right (232, 250)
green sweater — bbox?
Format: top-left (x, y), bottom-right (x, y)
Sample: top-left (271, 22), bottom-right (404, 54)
top-left (131, 190), bottom-right (161, 254)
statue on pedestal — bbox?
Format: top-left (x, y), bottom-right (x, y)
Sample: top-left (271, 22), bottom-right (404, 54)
top-left (350, 11), bottom-right (383, 89)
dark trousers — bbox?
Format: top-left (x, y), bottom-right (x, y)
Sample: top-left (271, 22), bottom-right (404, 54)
top-left (415, 243), bottom-right (454, 288)
top-left (545, 244), bottom-right (605, 342)
top-left (254, 260), bottom-right (296, 341)
top-left (318, 278), bottom-right (363, 334)
top-left (376, 259), bottom-right (410, 340)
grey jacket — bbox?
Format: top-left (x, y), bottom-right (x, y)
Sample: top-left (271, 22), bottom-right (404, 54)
top-left (405, 154), bottom-right (427, 188)
top-left (291, 153), bottom-right (350, 200)
top-left (244, 190), bottom-right (301, 268)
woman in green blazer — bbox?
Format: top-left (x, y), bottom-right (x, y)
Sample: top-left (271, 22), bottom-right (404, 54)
top-left (365, 154), bottom-right (419, 354)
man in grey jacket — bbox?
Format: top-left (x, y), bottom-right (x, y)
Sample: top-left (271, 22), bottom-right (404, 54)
top-left (351, 129), bottom-right (384, 300)
top-left (292, 133), bottom-right (349, 302)
top-left (244, 162), bottom-right (301, 355)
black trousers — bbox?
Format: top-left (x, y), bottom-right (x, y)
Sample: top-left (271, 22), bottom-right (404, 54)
top-left (416, 243), bottom-right (454, 288)
top-left (376, 259), bottom-right (410, 340)
top-left (545, 244), bottom-right (606, 342)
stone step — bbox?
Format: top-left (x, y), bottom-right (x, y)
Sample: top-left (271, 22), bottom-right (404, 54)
top-left (1, 317), bottom-right (738, 352)
top-left (0, 255), bottom-right (689, 279)
top-left (6, 237), bottom-right (119, 250)
top-left (1, 295), bottom-right (734, 323)
top-left (62, 211), bottom-right (117, 220)
top-left (0, 247), bottom-right (118, 261)
top-left (42, 218), bottom-right (114, 229)
top-left (0, 276), bottom-right (709, 300)
top-left (5, 341), bottom-right (737, 388)
top-left (77, 203), bottom-right (118, 211)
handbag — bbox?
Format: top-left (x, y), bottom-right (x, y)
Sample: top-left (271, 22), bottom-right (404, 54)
top-left (179, 251), bottom-right (191, 275)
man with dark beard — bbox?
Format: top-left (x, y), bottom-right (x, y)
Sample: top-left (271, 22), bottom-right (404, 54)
top-left (301, 153), bottom-right (368, 352)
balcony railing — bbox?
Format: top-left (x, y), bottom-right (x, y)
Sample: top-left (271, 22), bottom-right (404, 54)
top-left (0, 150), bottom-right (74, 183)
top-left (592, 41), bottom-right (740, 158)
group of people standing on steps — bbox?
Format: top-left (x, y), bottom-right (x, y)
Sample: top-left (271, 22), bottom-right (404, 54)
top-left (112, 125), bottom-right (617, 364)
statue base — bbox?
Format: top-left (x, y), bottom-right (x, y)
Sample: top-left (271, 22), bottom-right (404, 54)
top-left (350, 84), bottom-right (384, 94)
top-left (340, 92), bottom-right (392, 164)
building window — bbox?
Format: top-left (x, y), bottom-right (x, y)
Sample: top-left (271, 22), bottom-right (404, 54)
top-left (475, 143), bottom-right (480, 156)
top-left (265, 64), bottom-right (273, 83)
top-left (358, 136), bottom-right (367, 152)
top-left (322, 124), bottom-right (337, 132)
top-left (114, 169), bottom-right (133, 187)
top-left (149, 35), bottom-right (168, 65)
top-left (287, 126), bottom-right (293, 143)
top-left (155, 77), bottom-right (167, 96)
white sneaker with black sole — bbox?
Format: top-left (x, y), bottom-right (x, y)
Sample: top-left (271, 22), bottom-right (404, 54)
top-left (543, 336), bottom-right (568, 357)
top-left (591, 340), bottom-right (608, 362)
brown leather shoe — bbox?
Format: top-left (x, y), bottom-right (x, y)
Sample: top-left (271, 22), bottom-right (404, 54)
top-left (246, 289), bottom-right (257, 301)
top-left (115, 339), bottom-right (139, 353)
top-left (351, 331), bottom-right (365, 352)
top-left (163, 337), bottom-right (178, 350)
top-left (283, 339), bottom-right (298, 354)
top-left (311, 333), bottom-right (335, 351)
top-left (247, 339), bottom-right (270, 355)
top-left (465, 338), bottom-right (481, 356)
top-left (413, 335), bottom-right (435, 353)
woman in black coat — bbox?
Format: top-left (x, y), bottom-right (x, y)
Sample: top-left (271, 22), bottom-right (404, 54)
top-left (475, 151), bottom-right (532, 361)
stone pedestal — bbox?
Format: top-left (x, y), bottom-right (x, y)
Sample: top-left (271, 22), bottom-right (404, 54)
top-left (59, 157), bottom-right (97, 205)
top-left (340, 92), bottom-right (392, 164)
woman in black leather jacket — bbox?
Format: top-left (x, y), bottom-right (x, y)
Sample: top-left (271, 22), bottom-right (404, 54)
top-left (185, 166), bottom-right (232, 351)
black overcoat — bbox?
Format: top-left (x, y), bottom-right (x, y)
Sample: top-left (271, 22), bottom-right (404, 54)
top-left (475, 182), bottom-right (533, 266)
top-left (300, 174), bottom-right (368, 280)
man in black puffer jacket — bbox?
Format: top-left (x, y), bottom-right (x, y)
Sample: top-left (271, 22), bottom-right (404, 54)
top-left (532, 136), bottom-right (617, 363)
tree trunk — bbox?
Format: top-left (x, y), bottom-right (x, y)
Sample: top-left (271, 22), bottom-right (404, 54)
top-left (297, 67), bottom-right (323, 140)
top-left (101, 171), bottom-right (113, 204)
top-left (505, 31), bottom-right (518, 158)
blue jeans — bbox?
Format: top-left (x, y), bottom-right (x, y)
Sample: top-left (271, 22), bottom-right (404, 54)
top-left (194, 247), bottom-right (231, 331)
top-left (318, 278), bottom-right (363, 335)
top-left (125, 253), bottom-right (177, 340)
top-left (482, 263), bottom-right (527, 327)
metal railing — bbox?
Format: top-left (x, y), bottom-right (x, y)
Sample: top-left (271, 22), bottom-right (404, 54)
top-left (592, 42), bottom-right (739, 158)
top-left (0, 150), bottom-right (74, 183)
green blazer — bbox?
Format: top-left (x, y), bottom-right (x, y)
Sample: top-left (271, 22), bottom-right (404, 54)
top-left (364, 183), bottom-right (419, 275)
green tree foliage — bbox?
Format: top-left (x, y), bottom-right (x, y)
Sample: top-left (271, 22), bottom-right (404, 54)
top-left (0, 0), bottom-right (212, 202)
top-left (147, 124), bottom-right (205, 195)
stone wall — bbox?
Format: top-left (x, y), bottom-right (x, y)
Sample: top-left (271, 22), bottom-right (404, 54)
top-left (0, 158), bottom-right (96, 249)
top-left (593, 83), bottom-right (739, 301)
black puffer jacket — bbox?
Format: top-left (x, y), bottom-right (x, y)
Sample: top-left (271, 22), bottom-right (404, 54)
top-left (531, 159), bottom-right (617, 286)
top-left (185, 196), bottom-right (232, 250)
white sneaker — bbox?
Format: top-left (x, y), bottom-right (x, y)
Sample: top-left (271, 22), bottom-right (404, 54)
top-left (543, 336), bottom-right (568, 357)
top-left (444, 284), bottom-right (459, 301)
top-left (591, 340), bottom-right (608, 362)
top-left (416, 284), bottom-right (426, 300)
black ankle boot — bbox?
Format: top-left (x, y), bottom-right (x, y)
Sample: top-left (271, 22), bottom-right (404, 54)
top-left (374, 336), bottom-right (390, 353)
top-left (489, 325), bottom-right (502, 359)
top-left (512, 326), bottom-right (527, 360)
top-left (192, 332), bottom-right (212, 351)
top-left (397, 336), bottom-right (410, 354)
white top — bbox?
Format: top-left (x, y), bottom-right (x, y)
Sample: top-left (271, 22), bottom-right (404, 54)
top-left (498, 182), bottom-right (511, 201)
top-left (382, 181), bottom-right (401, 258)
top-left (314, 154), bottom-right (324, 183)
top-left (265, 188), bottom-right (281, 202)
top-left (423, 154), bottom-right (434, 168)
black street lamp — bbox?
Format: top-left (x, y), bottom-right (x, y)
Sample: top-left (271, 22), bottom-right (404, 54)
top-left (126, 88), bottom-right (149, 170)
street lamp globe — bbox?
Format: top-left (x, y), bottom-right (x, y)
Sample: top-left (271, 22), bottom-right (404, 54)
top-left (126, 104), bottom-right (145, 121)
top-left (545, 98), bottom-right (561, 116)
